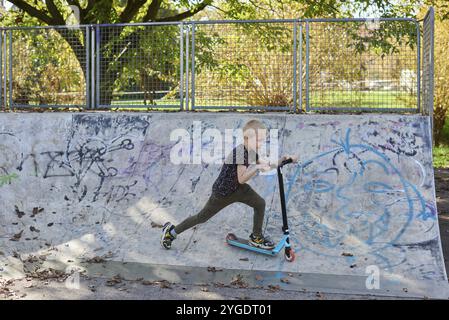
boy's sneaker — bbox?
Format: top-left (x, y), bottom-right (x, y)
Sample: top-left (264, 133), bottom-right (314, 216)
top-left (249, 233), bottom-right (275, 250)
top-left (161, 222), bottom-right (176, 249)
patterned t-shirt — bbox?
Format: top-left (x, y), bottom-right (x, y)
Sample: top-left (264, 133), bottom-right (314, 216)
top-left (212, 144), bottom-right (259, 197)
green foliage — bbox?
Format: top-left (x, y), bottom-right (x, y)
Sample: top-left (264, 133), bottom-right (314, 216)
top-left (0, 9), bottom-right (85, 106)
top-left (0, 173), bottom-right (19, 187)
top-left (433, 145), bottom-right (449, 168)
top-left (109, 25), bottom-right (181, 104)
top-left (1, 0), bottom-right (445, 109)
top-left (417, 2), bottom-right (449, 146)
top-left (10, 28), bottom-right (86, 106)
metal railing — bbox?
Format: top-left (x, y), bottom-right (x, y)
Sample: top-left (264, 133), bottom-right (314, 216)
top-left (0, 8), bottom-right (434, 114)
top-left (422, 7), bottom-right (435, 130)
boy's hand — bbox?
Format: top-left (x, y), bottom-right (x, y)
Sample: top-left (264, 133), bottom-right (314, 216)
top-left (256, 164), bottom-right (272, 172)
top-left (283, 155), bottom-right (299, 163)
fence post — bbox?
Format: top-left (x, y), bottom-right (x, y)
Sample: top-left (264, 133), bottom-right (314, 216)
top-left (185, 25), bottom-right (190, 111)
top-left (423, 7), bottom-right (434, 142)
top-left (3, 31), bottom-right (6, 111)
top-left (180, 23), bottom-right (184, 111)
top-left (298, 22), bottom-right (303, 113)
top-left (91, 26), bottom-right (95, 110)
top-left (0, 29), bottom-right (2, 112)
top-left (95, 25), bottom-right (100, 109)
top-left (191, 22), bottom-right (196, 111)
top-left (8, 30), bottom-right (12, 110)
top-left (85, 26), bottom-right (90, 110)
top-left (416, 22), bottom-right (421, 114)
top-left (292, 21), bottom-right (297, 113)
top-left (428, 9), bottom-right (434, 139)
top-left (305, 21), bottom-right (310, 112)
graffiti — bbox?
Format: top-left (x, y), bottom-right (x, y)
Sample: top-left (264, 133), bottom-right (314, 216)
top-left (94, 180), bottom-right (138, 203)
top-left (360, 119), bottom-right (425, 157)
top-left (16, 138), bottom-right (133, 202)
top-left (0, 172), bottom-right (18, 187)
top-left (36, 115), bottom-right (150, 202)
top-left (0, 114), bottom-right (444, 283)
top-left (282, 127), bottom-right (439, 275)
top-left (10, 115), bottom-right (149, 203)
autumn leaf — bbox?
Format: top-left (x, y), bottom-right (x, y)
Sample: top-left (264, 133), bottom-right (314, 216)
top-left (10, 230), bottom-right (23, 241)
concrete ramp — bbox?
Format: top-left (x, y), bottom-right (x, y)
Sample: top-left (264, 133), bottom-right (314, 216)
top-left (0, 112), bottom-right (447, 298)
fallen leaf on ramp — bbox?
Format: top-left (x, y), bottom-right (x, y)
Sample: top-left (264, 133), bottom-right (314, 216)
top-left (15, 206), bottom-right (25, 218)
top-left (267, 284), bottom-right (280, 292)
top-left (10, 230), bottom-right (23, 241)
top-left (207, 266), bottom-right (223, 272)
top-left (151, 221), bottom-right (163, 228)
top-left (341, 252), bottom-right (354, 257)
top-left (280, 278), bottom-right (290, 284)
top-left (230, 274), bottom-right (248, 288)
top-left (106, 274), bottom-right (122, 286)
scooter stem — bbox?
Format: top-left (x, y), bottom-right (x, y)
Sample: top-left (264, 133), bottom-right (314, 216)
top-left (277, 163), bottom-right (290, 235)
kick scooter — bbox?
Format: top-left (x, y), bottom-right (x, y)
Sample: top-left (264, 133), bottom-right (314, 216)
top-left (225, 158), bottom-right (296, 262)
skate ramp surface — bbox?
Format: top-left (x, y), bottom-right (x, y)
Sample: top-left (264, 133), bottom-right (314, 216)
top-left (0, 112), bottom-right (447, 298)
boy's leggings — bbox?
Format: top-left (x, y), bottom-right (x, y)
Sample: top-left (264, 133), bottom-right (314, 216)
top-left (174, 183), bottom-right (266, 236)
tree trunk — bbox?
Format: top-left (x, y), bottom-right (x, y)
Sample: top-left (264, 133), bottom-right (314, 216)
top-left (53, 26), bottom-right (143, 108)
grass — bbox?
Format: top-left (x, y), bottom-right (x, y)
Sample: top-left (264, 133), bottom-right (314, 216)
top-left (310, 90), bottom-right (416, 109)
top-left (18, 90), bottom-right (417, 111)
top-left (434, 146), bottom-right (449, 168)
top-left (434, 117), bottom-right (449, 168)
top-left (105, 90), bottom-right (416, 111)
top-left (109, 98), bottom-right (251, 110)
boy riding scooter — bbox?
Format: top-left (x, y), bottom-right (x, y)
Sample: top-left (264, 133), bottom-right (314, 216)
top-left (161, 119), bottom-right (298, 250)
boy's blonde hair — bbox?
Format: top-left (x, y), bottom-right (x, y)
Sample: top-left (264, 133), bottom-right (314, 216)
top-left (243, 119), bottom-right (266, 138)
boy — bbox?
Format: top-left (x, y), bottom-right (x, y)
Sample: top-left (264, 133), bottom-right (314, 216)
top-left (161, 119), bottom-right (298, 250)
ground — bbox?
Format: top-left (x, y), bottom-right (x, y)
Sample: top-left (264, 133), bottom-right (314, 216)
top-left (1, 274), bottom-right (407, 300)
top-left (436, 168), bottom-right (449, 274)
top-left (1, 168), bottom-right (448, 301)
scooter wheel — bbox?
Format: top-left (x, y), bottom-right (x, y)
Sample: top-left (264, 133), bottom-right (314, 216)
top-left (285, 249), bottom-right (295, 262)
top-left (226, 233), bottom-right (237, 241)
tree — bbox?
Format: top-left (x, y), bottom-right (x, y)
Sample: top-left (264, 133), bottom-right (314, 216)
top-left (3, 0), bottom-right (442, 107)
top-left (6, 0), bottom-right (213, 106)
top-left (193, 1), bottom-right (420, 110)
top-left (419, 2), bottom-right (449, 145)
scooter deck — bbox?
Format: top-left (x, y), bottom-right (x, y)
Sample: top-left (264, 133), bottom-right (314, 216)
top-left (226, 234), bottom-right (283, 256)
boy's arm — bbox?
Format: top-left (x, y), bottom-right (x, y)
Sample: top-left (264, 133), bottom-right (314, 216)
top-left (237, 164), bottom-right (270, 184)
top-left (258, 155), bottom-right (299, 168)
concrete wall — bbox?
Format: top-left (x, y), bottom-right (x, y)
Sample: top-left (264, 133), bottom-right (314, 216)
top-left (0, 112), bottom-right (445, 282)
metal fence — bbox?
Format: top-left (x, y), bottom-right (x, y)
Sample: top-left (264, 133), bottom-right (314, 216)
top-left (422, 7), bottom-right (435, 129)
top-left (0, 8), bottom-right (434, 114)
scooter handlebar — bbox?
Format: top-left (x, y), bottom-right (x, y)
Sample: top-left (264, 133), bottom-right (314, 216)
top-left (279, 158), bottom-right (293, 167)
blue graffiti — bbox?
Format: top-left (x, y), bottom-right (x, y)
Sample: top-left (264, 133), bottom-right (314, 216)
top-left (281, 127), bottom-right (437, 271)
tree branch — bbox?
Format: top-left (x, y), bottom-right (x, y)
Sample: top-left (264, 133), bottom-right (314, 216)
top-left (142, 0), bottom-right (162, 22)
top-left (65, 0), bottom-right (84, 24)
top-left (119, 0), bottom-right (147, 23)
top-left (208, 4), bottom-right (228, 15)
top-left (7, 0), bottom-right (53, 24)
top-left (66, 0), bottom-right (81, 8)
top-left (81, 0), bottom-right (96, 23)
top-left (45, 0), bottom-right (66, 24)
top-left (155, 0), bottom-right (211, 22)
top-left (82, 0), bottom-right (95, 15)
